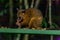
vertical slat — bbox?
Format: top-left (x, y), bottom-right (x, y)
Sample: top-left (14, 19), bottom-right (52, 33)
top-left (51, 35), bottom-right (53, 40)
top-left (24, 0), bottom-right (29, 9)
top-left (9, 0), bottom-right (13, 27)
top-left (9, 0), bottom-right (13, 40)
top-left (34, 0), bottom-right (40, 8)
top-left (49, 0), bottom-right (52, 28)
top-left (16, 34), bottom-right (21, 40)
top-left (23, 34), bottom-right (29, 40)
top-left (19, 0), bottom-right (22, 9)
top-left (30, 0), bottom-right (34, 8)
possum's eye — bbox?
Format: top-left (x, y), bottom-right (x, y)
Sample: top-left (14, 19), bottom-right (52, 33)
top-left (22, 11), bottom-right (25, 15)
top-left (18, 17), bottom-right (22, 20)
top-left (22, 13), bottom-right (25, 15)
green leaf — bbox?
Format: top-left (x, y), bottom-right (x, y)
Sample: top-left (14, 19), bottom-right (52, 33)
top-left (0, 0), bottom-right (4, 2)
top-left (0, 11), bottom-right (4, 16)
top-left (52, 23), bottom-right (59, 28)
top-left (42, 18), bottom-right (48, 28)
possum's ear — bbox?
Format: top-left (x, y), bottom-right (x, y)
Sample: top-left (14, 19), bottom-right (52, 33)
top-left (16, 8), bottom-right (19, 11)
top-left (17, 9), bottom-right (25, 17)
top-left (16, 8), bottom-right (20, 13)
top-left (18, 10), bottom-right (25, 13)
top-left (17, 8), bottom-right (24, 12)
top-left (17, 7), bottom-right (25, 13)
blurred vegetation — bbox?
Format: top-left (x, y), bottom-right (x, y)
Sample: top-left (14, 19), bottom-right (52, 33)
top-left (0, 0), bottom-right (9, 16)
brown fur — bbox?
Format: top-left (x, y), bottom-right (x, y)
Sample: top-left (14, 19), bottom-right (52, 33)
top-left (16, 8), bottom-right (43, 29)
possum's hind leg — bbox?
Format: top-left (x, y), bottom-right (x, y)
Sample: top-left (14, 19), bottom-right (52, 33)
top-left (29, 17), bottom-right (43, 29)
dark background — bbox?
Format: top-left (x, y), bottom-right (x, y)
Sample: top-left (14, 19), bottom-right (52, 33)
top-left (0, 0), bottom-right (60, 40)
top-left (0, 0), bottom-right (60, 28)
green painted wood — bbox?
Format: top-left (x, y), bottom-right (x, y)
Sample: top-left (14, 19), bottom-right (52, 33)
top-left (0, 28), bottom-right (60, 35)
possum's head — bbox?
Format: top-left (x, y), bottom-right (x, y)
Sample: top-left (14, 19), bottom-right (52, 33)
top-left (16, 8), bottom-right (43, 28)
top-left (17, 10), bottom-right (25, 23)
top-left (17, 10), bottom-right (30, 27)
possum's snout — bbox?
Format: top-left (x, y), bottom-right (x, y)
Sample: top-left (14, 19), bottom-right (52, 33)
top-left (18, 17), bottom-right (22, 20)
top-left (16, 17), bottom-right (24, 27)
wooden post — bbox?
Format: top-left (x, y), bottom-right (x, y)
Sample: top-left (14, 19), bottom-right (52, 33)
top-left (49, 0), bottom-right (52, 28)
top-left (34, 0), bottom-right (40, 8)
top-left (9, 0), bottom-right (13, 28)
top-left (9, 0), bottom-right (13, 40)
top-left (51, 35), bottom-right (53, 40)
top-left (19, 0), bottom-right (22, 9)
top-left (24, 0), bottom-right (29, 9)
top-left (30, 0), bottom-right (34, 8)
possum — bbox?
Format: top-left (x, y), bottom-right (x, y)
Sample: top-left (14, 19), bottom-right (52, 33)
top-left (16, 8), bottom-right (43, 29)
top-left (16, 8), bottom-right (48, 40)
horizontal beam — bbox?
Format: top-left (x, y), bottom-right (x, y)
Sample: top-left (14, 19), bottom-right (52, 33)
top-left (0, 28), bottom-right (60, 35)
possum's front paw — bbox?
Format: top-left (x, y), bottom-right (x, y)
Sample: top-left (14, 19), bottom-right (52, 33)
top-left (41, 28), bottom-right (47, 30)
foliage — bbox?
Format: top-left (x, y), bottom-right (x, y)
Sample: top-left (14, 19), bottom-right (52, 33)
top-left (42, 18), bottom-right (59, 29)
top-left (0, 0), bottom-right (9, 16)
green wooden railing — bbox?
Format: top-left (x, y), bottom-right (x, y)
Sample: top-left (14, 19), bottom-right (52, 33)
top-left (0, 28), bottom-right (60, 40)
top-left (0, 28), bottom-right (60, 35)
